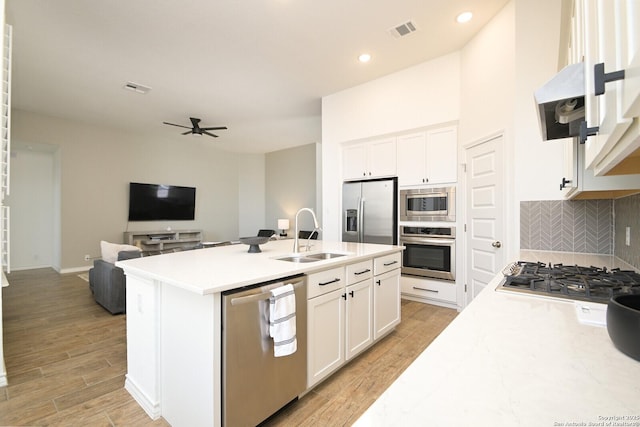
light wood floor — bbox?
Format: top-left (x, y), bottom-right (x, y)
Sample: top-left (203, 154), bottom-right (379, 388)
top-left (1, 268), bottom-right (457, 426)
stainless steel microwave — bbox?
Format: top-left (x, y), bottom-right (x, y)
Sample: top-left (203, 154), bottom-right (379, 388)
top-left (400, 187), bottom-right (455, 222)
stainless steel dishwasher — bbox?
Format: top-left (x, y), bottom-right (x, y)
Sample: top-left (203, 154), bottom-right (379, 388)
top-left (221, 274), bottom-right (307, 427)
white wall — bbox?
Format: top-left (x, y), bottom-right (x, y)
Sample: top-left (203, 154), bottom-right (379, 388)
top-left (265, 143), bottom-right (318, 236)
top-left (513, 0), bottom-right (565, 202)
top-left (10, 109), bottom-right (320, 271)
top-left (321, 53), bottom-right (461, 240)
top-left (11, 110), bottom-right (257, 271)
top-left (459, 1), bottom-right (516, 261)
top-left (238, 153), bottom-right (266, 238)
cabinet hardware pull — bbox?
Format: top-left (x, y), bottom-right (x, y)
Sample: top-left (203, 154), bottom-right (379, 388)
top-left (349, 290), bottom-right (354, 297)
top-left (342, 293), bottom-right (347, 300)
top-left (413, 286), bottom-right (438, 293)
top-left (319, 278), bottom-right (341, 286)
top-left (594, 62), bottom-right (625, 96)
top-left (383, 261), bottom-right (398, 266)
top-left (376, 280), bottom-right (381, 286)
top-left (559, 177), bottom-right (572, 190)
top-left (354, 269), bottom-right (371, 275)
top-left (579, 121), bottom-right (599, 144)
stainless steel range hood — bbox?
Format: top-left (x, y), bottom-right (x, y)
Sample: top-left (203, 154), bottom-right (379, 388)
top-left (534, 63), bottom-right (585, 141)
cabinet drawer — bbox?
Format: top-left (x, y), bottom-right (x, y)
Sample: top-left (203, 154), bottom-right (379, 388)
top-left (374, 252), bottom-right (401, 276)
top-left (401, 276), bottom-right (456, 304)
top-left (346, 259), bottom-right (373, 286)
top-left (308, 267), bottom-right (345, 299)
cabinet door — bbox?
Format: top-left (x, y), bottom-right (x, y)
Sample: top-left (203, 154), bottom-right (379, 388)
top-left (425, 126), bottom-right (458, 184)
top-left (368, 137), bottom-right (397, 178)
top-left (397, 132), bottom-right (427, 186)
top-left (345, 279), bottom-right (373, 361)
top-left (620, 0), bottom-right (640, 118)
top-left (343, 144), bottom-right (368, 180)
top-left (584, 0), bottom-right (632, 169)
top-left (307, 288), bottom-right (345, 387)
top-left (373, 269), bottom-right (400, 340)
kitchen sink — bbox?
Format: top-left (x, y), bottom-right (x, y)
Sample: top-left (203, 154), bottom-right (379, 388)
top-left (276, 256), bottom-right (319, 263)
top-left (304, 252), bottom-right (346, 260)
top-left (275, 252), bottom-right (348, 263)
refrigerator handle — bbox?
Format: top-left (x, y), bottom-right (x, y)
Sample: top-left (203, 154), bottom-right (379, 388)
top-left (358, 197), bottom-right (364, 242)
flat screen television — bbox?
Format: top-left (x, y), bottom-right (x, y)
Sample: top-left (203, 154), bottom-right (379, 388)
top-left (128, 182), bottom-right (196, 221)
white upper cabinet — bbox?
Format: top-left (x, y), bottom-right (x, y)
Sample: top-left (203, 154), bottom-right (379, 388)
top-left (342, 137), bottom-right (396, 180)
top-left (397, 125), bottom-right (457, 186)
top-left (580, 0), bottom-right (640, 175)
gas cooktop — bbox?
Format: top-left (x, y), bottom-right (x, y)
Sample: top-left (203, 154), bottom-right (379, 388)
top-left (497, 261), bottom-right (640, 303)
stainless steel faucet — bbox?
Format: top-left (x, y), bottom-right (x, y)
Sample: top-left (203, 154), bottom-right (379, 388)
top-left (293, 208), bottom-right (321, 253)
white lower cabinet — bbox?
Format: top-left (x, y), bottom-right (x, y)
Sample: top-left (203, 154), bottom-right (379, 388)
top-left (307, 287), bottom-right (345, 388)
top-left (401, 274), bottom-right (457, 307)
top-left (345, 279), bottom-right (373, 361)
top-left (373, 269), bottom-right (401, 340)
top-left (307, 253), bottom-right (401, 389)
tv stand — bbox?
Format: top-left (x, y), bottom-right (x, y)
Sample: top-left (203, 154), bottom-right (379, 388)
top-left (124, 229), bottom-right (203, 252)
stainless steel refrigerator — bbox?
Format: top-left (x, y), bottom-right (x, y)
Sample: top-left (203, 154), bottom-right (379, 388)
top-left (342, 177), bottom-right (397, 245)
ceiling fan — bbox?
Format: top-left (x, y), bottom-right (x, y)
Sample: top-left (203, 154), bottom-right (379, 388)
top-left (163, 117), bottom-right (228, 138)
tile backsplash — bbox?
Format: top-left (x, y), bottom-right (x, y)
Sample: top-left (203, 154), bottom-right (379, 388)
top-left (521, 195), bottom-right (640, 269)
top-left (520, 200), bottom-right (613, 254)
top-left (614, 193), bottom-right (640, 269)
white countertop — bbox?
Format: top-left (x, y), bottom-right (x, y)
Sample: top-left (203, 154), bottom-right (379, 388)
top-left (355, 252), bottom-right (640, 427)
top-left (116, 239), bottom-right (402, 295)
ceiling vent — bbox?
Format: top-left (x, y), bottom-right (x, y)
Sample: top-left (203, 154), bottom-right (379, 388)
top-left (389, 20), bottom-right (418, 39)
top-left (123, 81), bottom-right (151, 94)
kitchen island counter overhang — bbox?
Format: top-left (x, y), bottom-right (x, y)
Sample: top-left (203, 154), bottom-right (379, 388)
top-left (117, 239), bottom-right (402, 295)
top-left (116, 239), bottom-right (404, 426)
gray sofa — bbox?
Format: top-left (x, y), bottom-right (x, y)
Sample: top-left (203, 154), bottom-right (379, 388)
top-left (89, 250), bottom-right (142, 314)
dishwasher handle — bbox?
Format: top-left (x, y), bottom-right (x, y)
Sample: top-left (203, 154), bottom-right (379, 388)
top-left (230, 280), bottom-right (305, 306)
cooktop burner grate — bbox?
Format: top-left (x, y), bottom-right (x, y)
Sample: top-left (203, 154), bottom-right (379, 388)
top-left (499, 261), bottom-right (640, 303)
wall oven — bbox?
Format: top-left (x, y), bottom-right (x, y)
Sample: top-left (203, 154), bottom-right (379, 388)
top-left (399, 226), bottom-right (455, 281)
top-left (400, 187), bottom-right (455, 222)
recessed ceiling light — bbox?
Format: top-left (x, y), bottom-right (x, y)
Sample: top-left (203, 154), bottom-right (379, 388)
top-left (358, 53), bottom-right (371, 63)
top-left (456, 11), bottom-right (473, 23)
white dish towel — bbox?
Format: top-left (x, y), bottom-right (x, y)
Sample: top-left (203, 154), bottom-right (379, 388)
top-left (269, 284), bottom-right (297, 357)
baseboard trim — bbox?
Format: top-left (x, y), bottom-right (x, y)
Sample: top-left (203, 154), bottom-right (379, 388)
top-left (125, 376), bottom-right (161, 420)
top-left (59, 266), bottom-right (91, 274)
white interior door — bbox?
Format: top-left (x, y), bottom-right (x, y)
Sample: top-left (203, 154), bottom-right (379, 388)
top-left (465, 135), bottom-right (505, 305)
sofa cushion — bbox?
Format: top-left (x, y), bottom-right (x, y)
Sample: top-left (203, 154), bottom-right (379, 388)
top-left (100, 240), bottom-right (140, 264)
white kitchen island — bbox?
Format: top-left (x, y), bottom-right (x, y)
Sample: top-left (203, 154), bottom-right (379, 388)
top-left (116, 239), bottom-right (403, 427)
top-left (354, 252), bottom-right (640, 427)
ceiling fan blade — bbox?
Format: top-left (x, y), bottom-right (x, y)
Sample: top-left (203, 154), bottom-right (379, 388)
top-left (163, 121), bottom-right (192, 130)
top-left (202, 131), bottom-right (219, 138)
top-left (200, 126), bottom-right (228, 131)
top-left (181, 130), bottom-right (193, 135)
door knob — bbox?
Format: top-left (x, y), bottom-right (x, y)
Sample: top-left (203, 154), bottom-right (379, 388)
top-left (492, 241), bottom-right (502, 248)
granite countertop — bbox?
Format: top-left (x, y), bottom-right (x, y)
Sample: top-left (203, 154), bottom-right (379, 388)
top-left (116, 239), bottom-right (403, 295)
top-left (354, 251), bottom-right (640, 426)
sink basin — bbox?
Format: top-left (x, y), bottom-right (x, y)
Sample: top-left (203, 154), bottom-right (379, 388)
top-left (276, 256), bottom-right (319, 263)
top-left (275, 252), bottom-right (348, 263)
top-left (304, 252), bottom-right (346, 260)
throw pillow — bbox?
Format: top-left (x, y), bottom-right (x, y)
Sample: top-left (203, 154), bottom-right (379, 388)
top-left (100, 240), bottom-right (141, 264)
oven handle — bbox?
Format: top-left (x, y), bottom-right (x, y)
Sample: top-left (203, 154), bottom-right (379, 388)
top-left (400, 237), bottom-right (455, 246)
